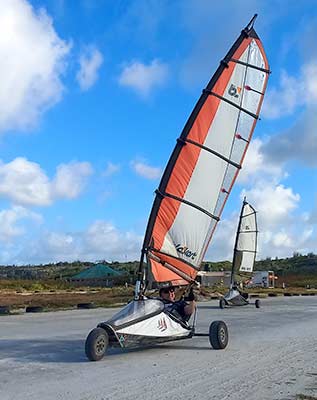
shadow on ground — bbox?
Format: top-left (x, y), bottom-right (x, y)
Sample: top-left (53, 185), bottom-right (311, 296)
top-left (0, 339), bottom-right (86, 363)
top-left (0, 336), bottom-right (212, 364)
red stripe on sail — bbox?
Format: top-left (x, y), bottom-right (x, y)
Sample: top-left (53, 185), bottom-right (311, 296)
top-left (151, 37), bottom-right (253, 263)
top-left (150, 258), bottom-right (193, 284)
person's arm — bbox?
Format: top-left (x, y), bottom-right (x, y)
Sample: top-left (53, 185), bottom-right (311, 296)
top-left (183, 287), bottom-right (196, 315)
top-left (184, 300), bottom-right (196, 316)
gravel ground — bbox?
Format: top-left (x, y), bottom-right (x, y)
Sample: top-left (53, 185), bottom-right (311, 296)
top-left (0, 296), bottom-right (316, 400)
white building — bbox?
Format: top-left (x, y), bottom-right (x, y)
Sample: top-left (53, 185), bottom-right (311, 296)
top-left (246, 271), bottom-right (276, 288)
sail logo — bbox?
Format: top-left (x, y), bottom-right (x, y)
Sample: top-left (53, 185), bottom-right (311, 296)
top-left (157, 317), bottom-right (167, 332)
top-left (175, 244), bottom-right (197, 260)
top-left (228, 84), bottom-right (242, 98)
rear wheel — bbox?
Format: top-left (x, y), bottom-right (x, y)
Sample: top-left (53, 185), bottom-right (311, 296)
top-left (209, 320), bottom-right (228, 349)
top-left (219, 299), bottom-right (225, 309)
top-left (85, 328), bottom-right (109, 361)
top-left (255, 299), bottom-right (261, 308)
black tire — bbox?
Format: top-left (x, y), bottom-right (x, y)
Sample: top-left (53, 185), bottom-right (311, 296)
top-left (219, 299), bottom-right (225, 309)
top-left (209, 320), bottom-right (229, 349)
top-left (85, 328), bottom-right (109, 361)
top-left (0, 306), bottom-right (10, 315)
top-left (26, 306), bottom-right (43, 313)
top-left (77, 302), bottom-right (95, 309)
top-left (255, 299), bottom-right (260, 308)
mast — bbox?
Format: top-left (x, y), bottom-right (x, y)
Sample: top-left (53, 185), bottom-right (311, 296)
top-left (230, 198), bottom-right (247, 288)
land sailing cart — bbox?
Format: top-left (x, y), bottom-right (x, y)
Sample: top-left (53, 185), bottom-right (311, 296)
top-left (85, 14), bottom-right (270, 361)
top-left (219, 199), bottom-right (261, 309)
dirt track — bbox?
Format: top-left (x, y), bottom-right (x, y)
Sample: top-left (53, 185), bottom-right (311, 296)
top-left (0, 296), bottom-right (316, 400)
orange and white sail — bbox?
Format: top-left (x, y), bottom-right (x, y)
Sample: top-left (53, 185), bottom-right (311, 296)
top-left (140, 15), bottom-right (269, 287)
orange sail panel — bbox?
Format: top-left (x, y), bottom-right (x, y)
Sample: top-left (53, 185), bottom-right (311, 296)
top-left (143, 21), bottom-right (269, 285)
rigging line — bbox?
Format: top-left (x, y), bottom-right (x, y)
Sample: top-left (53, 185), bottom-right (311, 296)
top-left (203, 90), bottom-right (259, 120)
top-left (147, 247), bottom-right (200, 271)
top-left (155, 189), bottom-right (220, 222)
top-left (230, 58), bottom-right (271, 74)
top-left (148, 252), bottom-right (196, 283)
top-left (177, 138), bottom-right (241, 170)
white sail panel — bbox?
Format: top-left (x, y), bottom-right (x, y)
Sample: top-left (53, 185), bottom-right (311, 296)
top-left (141, 20), bottom-right (269, 284)
top-left (160, 40), bottom-right (266, 267)
top-left (234, 202), bottom-right (257, 273)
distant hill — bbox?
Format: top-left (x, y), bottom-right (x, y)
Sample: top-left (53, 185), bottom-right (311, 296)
top-left (0, 253), bottom-right (316, 281)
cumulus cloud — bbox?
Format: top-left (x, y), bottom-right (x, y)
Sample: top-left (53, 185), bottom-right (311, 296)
top-left (76, 46), bottom-right (103, 91)
top-left (0, 157), bottom-right (93, 206)
top-left (241, 184), bottom-right (300, 227)
top-left (262, 60), bottom-right (317, 119)
top-left (206, 182), bottom-right (312, 261)
top-left (131, 160), bottom-right (162, 179)
top-left (102, 162), bottom-right (121, 177)
top-left (9, 220), bottom-right (142, 264)
top-left (118, 59), bottom-right (168, 97)
top-left (52, 161), bottom-right (93, 199)
top-left (0, 206), bottom-right (42, 242)
top-left (0, 0), bottom-right (70, 133)
top-left (238, 138), bottom-right (285, 184)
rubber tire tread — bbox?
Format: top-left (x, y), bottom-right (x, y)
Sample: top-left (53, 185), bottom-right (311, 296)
top-left (85, 327), bottom-right (109, 361)
top-left (209, 320), bottom-right (229, 349)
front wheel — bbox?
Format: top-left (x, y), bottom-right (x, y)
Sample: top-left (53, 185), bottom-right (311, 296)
top-left (209, 320), bottom-right (228, 349)
top-left (85, 328), bottom-right (109, 361)
top-left (255, 299), bottom-right (261, 309)
top-left (219, 299), bottom-right (225, 309)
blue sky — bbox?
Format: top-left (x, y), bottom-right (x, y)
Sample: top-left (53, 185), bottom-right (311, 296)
top-left (0, 0), bottom-right (316, 264)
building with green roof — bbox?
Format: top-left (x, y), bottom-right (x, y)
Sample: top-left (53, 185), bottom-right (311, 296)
top-left (70, 263), bottom-right (124, 287)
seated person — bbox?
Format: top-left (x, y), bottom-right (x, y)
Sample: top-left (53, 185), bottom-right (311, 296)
top-left (159, 285), bottom-right (196, 322)
top-left (232, 284), bottom-right (248, 299)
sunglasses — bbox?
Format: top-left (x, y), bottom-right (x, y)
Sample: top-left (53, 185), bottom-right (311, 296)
top-left (162, 288), bottom-right (175, 294)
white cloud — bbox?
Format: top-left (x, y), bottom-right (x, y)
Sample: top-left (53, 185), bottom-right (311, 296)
top-left (242, 184), bottom-right (300, 227)
top-left (52, 161), bottom-right (93, 199)
top-left (206, 182), bottom-right (312, 261)
top-left (0, 0), bottom-right (70, 133)
top-left (0, 206), bottom-right (42, 242)
top-left (8, 220), bottom-right (142, 264)
top-left (103, 162), bottom-right (120, 177)
top-left (76, 46), bottom-right (103, 91)
top-left (131, 160), bottom-right (162, 180)
top-left (84, 221), bottom-right (142, 259)
top-left (118, 59), bottom-right (168, 97)
top-left (0, 157), bottom-right (93, 206)
top-left (238, 138), bottom-right (285, 184)
top-left (262, 60), bottom-right (317, 119)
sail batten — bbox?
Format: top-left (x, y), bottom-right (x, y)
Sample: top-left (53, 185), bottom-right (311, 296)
top-left (230, 58), bottom-right (270, 73)
top-left (182, 138), bottom-right (242, 169)
top-left (205, 91), bottom-right (259, 120)
top-left (155, 189), bottom-right (220, 221)
top-left (140, 17), bottom-right (269, 286)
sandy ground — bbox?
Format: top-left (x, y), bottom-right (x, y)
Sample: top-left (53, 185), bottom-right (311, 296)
top-left (0, 296), bottom-right (316, 400)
